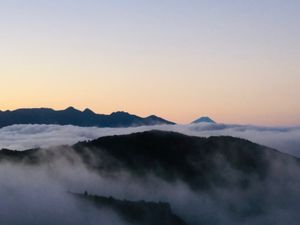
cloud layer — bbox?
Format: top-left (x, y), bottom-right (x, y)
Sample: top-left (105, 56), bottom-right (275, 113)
top-left (1, 140), bottom-right (300, 225)
top-left (0, 123), bottom-right (299, 157)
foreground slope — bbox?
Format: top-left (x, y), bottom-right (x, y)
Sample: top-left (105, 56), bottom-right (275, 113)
top-left (74, 193), bottom-right (188, 225)
top-left (75, 131), bottom-right (300, 189)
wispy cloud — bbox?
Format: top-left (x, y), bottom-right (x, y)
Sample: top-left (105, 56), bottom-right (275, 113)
top-left (0, 123), bottom-right (299, 157)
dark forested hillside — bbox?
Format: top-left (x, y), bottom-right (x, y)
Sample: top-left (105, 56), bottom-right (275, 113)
top-left (74, 131), bottom-right (299, 189)
top-left (1, 130), bottom-right (298, 190)
top-left (74, 193), bottom-right (188, 225)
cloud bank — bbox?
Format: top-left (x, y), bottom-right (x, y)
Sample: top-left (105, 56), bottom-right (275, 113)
top-left (0, 157), bottom-right (129, 225)
top-left (1, 142), bottom-right (300, 225)
top-left (0, 123), bottom-right (299, 157)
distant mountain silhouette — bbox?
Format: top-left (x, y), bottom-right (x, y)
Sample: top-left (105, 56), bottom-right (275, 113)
top-left (192, 116), bottom-right (216, 124)
top-left (0, 107), bottom-right (175, 128)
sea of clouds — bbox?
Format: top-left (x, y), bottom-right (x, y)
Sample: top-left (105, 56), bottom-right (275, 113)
top-left (1, 123), bottom-right (300, 225)
top-left (0, 134), bottom-right (299, 225)
top-left (0, 123), bottom-right (299, 157)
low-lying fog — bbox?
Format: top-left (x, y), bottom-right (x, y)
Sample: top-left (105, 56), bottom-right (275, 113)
top-left (1, 143), bottom-right (300, 225)
top-left (0, 123), bottom-right (299, 157)
top-left (0, 123), bottom-right (300, 225)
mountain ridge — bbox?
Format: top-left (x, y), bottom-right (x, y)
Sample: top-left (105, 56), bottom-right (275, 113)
top-left (0, 107), bottom-right (175, 128)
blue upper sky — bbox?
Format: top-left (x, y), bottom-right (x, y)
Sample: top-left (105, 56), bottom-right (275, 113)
top-left (0, 0), bottom-right (299, 125)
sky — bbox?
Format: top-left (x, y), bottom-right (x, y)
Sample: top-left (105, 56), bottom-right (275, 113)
top-left (0, 0), bottom-right (299, 125)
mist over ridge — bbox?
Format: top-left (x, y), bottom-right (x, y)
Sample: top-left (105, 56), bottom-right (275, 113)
top-left (1, 123), bottom-right (300, 157)
top-left (1, 130), bottom-right (300, 225)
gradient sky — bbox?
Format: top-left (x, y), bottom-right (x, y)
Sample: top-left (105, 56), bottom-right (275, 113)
top-left (0, 0), bottom-right (299, 125)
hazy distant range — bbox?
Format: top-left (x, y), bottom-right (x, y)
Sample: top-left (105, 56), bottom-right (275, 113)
top-left (0, 107), bottom-right (176, 128)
